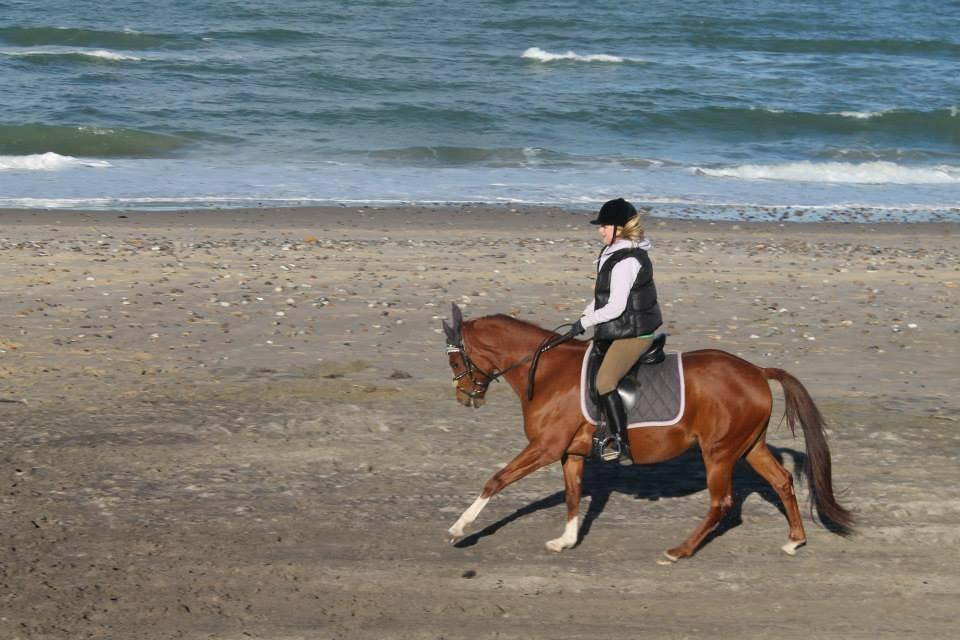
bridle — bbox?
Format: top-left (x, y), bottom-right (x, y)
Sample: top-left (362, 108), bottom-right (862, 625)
top-left (445, 342), bottom-right (513, 401)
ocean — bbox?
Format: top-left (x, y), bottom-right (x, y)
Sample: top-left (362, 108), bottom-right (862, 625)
top-left (1, 0), bottom-right (958, 221)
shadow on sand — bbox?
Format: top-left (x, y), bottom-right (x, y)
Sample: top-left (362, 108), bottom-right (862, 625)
top-left (454, 444), bottom-right (827, 550)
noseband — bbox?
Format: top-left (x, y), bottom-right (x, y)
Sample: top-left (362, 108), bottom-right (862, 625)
top-left (446, 343), bottom-right (501, 399)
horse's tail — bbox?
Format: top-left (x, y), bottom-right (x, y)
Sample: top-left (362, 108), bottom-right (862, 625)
top-left (764, 368), bottom-right (855, 535)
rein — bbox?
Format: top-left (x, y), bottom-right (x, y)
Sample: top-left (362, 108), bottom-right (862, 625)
top-left (525, 329), bottom-right (574, 400)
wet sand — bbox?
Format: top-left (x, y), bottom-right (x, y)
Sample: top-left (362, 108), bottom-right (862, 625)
top-left (1, 206), bottom-right (958, 639)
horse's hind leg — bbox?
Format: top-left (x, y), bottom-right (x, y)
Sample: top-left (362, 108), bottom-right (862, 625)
top-left (659, 459), bottom-right (735, 564)
top-left (448, 442), bottom-right (555, 544)
top-left (546, 454), bottom-right (584, 552)
top-left (745, 440), bottom-right (807, 555)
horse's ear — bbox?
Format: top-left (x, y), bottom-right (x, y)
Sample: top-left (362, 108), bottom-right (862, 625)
top-left (442, 319), bottom-right (458, 346)
top-left (452, 303), bottom-right (463, 330)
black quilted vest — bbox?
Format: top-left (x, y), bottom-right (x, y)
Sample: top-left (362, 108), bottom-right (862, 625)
top-left (593, 247), bottom-right (662, 341)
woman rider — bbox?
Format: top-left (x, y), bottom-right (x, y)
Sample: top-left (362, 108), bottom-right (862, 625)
top-left (567, 198), bottom-right (663, 463)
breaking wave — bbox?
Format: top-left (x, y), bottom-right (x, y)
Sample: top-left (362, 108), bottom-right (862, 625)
top-left (521, 47), bottom-right (643, 63)
top-left (0, 152), bottom-right (112, 171)
top-left (3, 47), bottom-right (143, 63)
top-left (696, 161), bottom-right (960, 184)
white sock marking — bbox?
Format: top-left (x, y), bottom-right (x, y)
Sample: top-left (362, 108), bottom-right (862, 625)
top-left (448, 495), bottom-right (489, 539)
top-left (545, 517), bottom-right (579, 552)
top-left (781, 539), bottom-right (806, 556)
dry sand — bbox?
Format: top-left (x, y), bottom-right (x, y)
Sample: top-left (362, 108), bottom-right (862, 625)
top-left (1, 206), bottom-right (958, 639)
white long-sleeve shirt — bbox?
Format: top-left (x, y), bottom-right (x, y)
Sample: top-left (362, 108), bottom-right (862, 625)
top-left (580, 238), bottom-right (652, 330)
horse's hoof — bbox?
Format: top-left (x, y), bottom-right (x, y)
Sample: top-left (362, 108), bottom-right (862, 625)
top-left (545, 539), bottom-right (567, 552)
top-left (448, 527), bottom-right (464, 545)
top-left (781, 539), bottom-right (806, 556)
top-left (656, 551), bottom-right (679, 566)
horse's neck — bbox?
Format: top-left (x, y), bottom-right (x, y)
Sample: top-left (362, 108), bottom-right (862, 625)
top-left (468, 315), bottom-right (587, 373)
top-left (466, 316), bottom-right (553, 368)
top-left (467, 316), bottom-right (587, 404)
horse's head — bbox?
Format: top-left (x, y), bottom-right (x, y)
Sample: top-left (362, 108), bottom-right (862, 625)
top-left (442, 303), bottom-right (494, 408)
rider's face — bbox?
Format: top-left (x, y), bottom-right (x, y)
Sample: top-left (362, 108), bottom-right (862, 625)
top-left (599, 224), bottom-right (616, 245)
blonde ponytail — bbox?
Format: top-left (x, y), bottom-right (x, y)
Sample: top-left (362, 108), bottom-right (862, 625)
top-left (617, 215), bottom-right (645, 242)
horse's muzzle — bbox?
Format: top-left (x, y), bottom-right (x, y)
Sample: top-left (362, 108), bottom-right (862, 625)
top-left (456, 388), bottom-right (486, 409)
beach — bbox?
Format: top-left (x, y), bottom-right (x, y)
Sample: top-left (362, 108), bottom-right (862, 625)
top-left (1, 206), bottom-right (958, 639)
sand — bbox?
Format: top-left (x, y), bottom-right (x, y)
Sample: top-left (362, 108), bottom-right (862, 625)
top-left (1, 206), bottom-right (958, 639)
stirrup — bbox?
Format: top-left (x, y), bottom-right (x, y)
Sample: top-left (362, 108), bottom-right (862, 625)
top-left (599, 436), bottom-right (621, 462)
top-left (600, 436), bottom-right (634, 465)
top-left (592, 431), bottom-right (619, 462)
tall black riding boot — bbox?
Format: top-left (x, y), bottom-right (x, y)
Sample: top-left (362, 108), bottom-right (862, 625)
top-left (599, 391), bottom-right (632, 465)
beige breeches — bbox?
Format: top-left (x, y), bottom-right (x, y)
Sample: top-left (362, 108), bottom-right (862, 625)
top-left (595, 336), bottom-right (654, 395)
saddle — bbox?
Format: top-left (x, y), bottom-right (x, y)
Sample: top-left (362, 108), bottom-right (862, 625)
top-left (580, 334), bottom-right (685, 429)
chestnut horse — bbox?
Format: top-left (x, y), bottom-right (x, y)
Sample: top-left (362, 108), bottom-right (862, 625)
top-left (442, 304), bottom-right (853, 563)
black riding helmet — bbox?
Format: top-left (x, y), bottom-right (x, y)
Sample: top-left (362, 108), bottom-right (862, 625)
top-left (590, 197), bottom-right (638, 226)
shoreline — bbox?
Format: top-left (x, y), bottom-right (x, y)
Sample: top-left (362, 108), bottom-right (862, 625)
top-left (2, 204), bottom-right (959, 230)
top-left (2, 200), bottom-right (959, 225)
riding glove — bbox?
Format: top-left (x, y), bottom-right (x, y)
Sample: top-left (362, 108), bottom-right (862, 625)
top-left (566, 319), bottom-right (585, 337)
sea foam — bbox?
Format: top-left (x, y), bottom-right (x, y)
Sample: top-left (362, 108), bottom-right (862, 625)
top-left (521, 47), bottom-right (638, 63)
top-left (696, 161), bottom-right (960, 184)
top-left (77, 49), bottom-right (142, 61)
top-left (833, 110), bottom-right (885, 119)
top-left (0, 152), bottom-right (112, 171)
top-left (2, 47), bottom-right (142, 61)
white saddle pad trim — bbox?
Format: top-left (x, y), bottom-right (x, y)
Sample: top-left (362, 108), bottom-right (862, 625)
top-left (579, 341), bottom-right (686, 429)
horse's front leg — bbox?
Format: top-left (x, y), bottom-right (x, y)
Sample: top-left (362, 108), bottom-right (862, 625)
top-left (448, 441), bottom-right (557, 544)
top-left (546, 453), bottom-right (585, 552)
